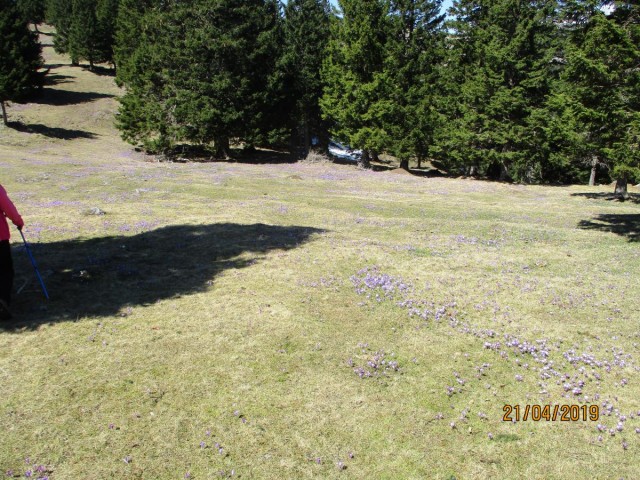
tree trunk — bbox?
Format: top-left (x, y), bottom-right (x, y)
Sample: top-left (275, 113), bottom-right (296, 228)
top-left (589, 156), bottom-right (597, 186)
top-left (1, 101), bottom-right (7, 126)
top-left (499, 163), bottom-right (509, 181)
top-left (614, 177), bottom-right (629, 200)
top-left (417, 157), bottom-right (422, 169)
top-left (371, 150), bottom-right (380, 162)
top-left (399, 158), bottom-right (409, 170)
top-left (358, 150), bottom-right (371, 169)
top-left (214, 136), bottom-right (231, 159)
top-left (303, 121), bottom-right (310, 157)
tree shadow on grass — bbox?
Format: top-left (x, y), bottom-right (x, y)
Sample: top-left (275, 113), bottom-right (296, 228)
top-left (161, 145), bottom-right (296, 164)
top-left (578, 214), bottom-right (640, 242)
top-left (82, 65), bottom-right (116, 77)
top-left (7, 121), bottom-right (97, 140)
top-left (5, 223), bottom-right (324, 331)
top-left (30, 87), bottom-right (115, 106)
top-left (44, 73), bottom-right (75, 86)
top-left (571, 192), bottom-right (640, 204)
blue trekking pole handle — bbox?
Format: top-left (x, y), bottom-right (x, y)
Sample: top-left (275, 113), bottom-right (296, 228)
top-left (19, 229), bottom-right (50, 300)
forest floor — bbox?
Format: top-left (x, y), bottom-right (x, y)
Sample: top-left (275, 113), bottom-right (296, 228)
top-left (1, 28), bottom-right (639, 480)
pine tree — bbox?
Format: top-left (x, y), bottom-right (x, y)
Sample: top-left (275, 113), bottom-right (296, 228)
top-left (0, 0), bottom-right (44, 125)
top-left (321, 0), bottom-right (391, 168)
top-left (117, 0), bottom-right (285, 157)
top-left (95, 0), bottom-right (119, 67)
top-left (46, 0), bottom-right (74, 61)
top-left (561, 1), bottom-right (640, 197)
top-left (244, 0), bottom-right (289, 150)
top-left (114, 0), bottom-right (159, 86)
top-left (436, 0), bottom-right (559, 182)
top-left (17, 0), bottom-right (45, 31)
top-left (282, 0), bottom-right (331, 157)
top-left (68, 0), bottom-right (100, 69)
top-left (385, 0), bottom-right (446, 169)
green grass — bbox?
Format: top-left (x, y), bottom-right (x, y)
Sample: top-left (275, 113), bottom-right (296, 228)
top-left (1, 29), bottom-right (640, 479)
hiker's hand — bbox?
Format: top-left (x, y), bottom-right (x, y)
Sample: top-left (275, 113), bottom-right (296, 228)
top-left (17, 224), bottom-right (23, 231)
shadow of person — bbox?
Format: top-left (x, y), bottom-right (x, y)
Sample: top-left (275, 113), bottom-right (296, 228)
top-left (5, 223), bottom-right (324, 330)
top-left (578, 214), bottom-right (640, 242)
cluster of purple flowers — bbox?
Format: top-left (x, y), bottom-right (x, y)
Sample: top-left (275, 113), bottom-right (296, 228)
top-left (349, 346), bottom-right (400, 379)
top-left (350, 266), bottom-right (411, 301)
top-left (351, 267), bottom-right (458, 324)
top-left (11, 458), bottom-right (51, 480)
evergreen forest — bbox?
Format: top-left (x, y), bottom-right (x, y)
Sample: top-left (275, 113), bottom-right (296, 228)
top-left (3, 0), bottom-right (640, 194)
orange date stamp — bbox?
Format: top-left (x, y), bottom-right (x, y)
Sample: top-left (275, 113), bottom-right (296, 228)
top-left (503, 404), bottom-right (599, 422)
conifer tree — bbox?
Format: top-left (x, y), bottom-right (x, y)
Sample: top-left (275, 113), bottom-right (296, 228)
top-left (95, 0), bottom-right (119, 67)
top-left (0, 0), bottom-right (44, 125)
top-left (47, 0), bottom-right (74, 61)
top-left (68, 0), bottom-right (100, 69)
top-left (437, 0), bottom-right (559, 182)
top-left (385, 0), bottom-right (446, 169)
top-left (17, 0), bottom-right (45, 31)
top-left (114, 0), bottom-right (159, 87)
top-left (282, 0), bottom-right (331, 156)
top-left (117, 0), bottom-right (284, 157)
top-left (561, 1), bottom-right (640, 197)
top-left (321, 0), bottom-right (391, 168)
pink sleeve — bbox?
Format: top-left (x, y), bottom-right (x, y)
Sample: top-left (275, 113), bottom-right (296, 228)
top-left (0, 185), bottom-right (24, 228)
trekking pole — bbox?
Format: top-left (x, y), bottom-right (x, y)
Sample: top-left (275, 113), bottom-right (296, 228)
top-left (18, 229), bottom-right (49, 300)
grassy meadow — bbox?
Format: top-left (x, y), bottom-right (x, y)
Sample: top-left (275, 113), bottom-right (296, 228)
top-left (1, 30), bottom-right (640, 479)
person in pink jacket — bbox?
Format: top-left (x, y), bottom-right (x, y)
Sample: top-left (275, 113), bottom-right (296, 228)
top-left (0, 184), bottom-right (24, 320)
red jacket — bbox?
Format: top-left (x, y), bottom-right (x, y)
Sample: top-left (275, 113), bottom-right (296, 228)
top-left (0, 184), bottom-right (24, 241)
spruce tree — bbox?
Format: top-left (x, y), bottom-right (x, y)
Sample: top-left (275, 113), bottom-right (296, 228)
top-left (47, 0), bottom-right (74, 61)
top-left (95, 0), bottom-right (119, 67)
top-left (68, 0), bottom-right (100, 69)
top-left (321, 0), bottom-right (391, 168)
top-left (282, 0), bottom-right (331, 157)
top-left (17, 0), bottom-right (45, 31)
top-left (385, 0), bottom-right (446, 169)
top-left (437, 0), bottom-right (559, 182)
top-left (561, 1), bottom-right (640, 197)
top-left (0, 0), bottom-right (44, 125)
top-left (117, 0), bottom-right (285, 157)
top-left (114, 0), bottom-right (159, 87)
